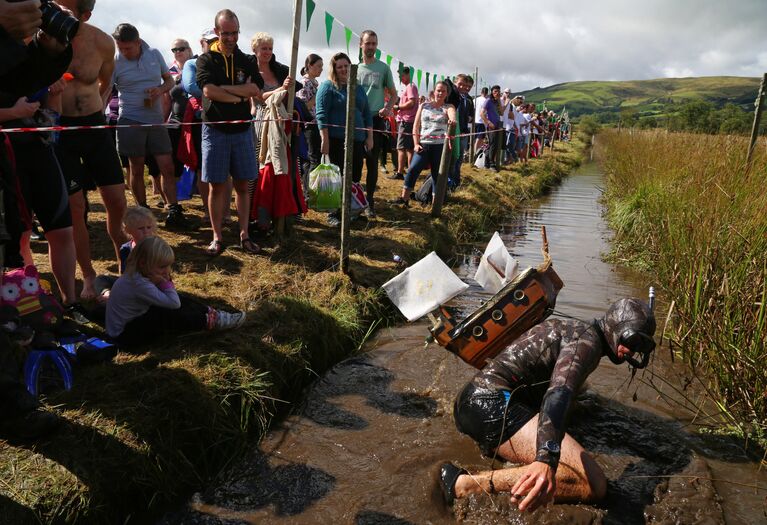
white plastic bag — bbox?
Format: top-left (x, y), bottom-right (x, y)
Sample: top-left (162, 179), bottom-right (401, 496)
top-left (382, 252), bottom-right (469, 322)
top-left (474, 149), bottom-right (486, 169)
top-left (474, 231), bottom-right (519, 294)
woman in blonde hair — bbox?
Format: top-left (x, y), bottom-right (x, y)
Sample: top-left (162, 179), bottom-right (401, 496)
top-left (105, 237), bottom-right (245, 347)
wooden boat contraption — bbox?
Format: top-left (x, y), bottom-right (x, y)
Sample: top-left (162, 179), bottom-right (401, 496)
top-left (428, 227), bottom-right (564, 369)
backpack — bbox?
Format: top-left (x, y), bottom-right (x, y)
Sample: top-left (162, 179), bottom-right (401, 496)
top-left (413, 177), bottom-right (434, 206)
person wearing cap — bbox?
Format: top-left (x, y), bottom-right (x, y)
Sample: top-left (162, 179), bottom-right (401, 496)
top-left (180, 29), bottom-right (219, 221)
top-left (439, 298), bottom-right (657, 513)
top-left (501, 89), bottom-right (518, 164)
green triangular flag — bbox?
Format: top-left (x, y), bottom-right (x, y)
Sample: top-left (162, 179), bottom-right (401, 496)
top-left (306, 0), bottom-right (316, 31)
top-left (375, 49), bottom-right (381, 60)
top-left (324, 12), bottom-right (334, 46)
top-left (397, 61), bottom-right (403, 75)
top-left (416, 69), bottom-right (422, 89)
top-left (344, 26), bottom-right (353, 53)
top-left (386, 54), bottom-right (392, 67)
top-left (409, 66), bottom-right (415, 83)
top-left (425, 72), bottom-right (430, 88)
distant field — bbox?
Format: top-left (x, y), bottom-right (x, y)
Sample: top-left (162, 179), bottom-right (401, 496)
top-left (518, 76), bottom-right (761, 118)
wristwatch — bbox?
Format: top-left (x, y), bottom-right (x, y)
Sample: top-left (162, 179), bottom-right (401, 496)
top-left (535, 440), bottom-right (561, 469)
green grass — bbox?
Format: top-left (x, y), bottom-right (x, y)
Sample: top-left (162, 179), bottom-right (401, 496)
top-left (598, 129), bottom-right (767, 447)
top-left (0, 138), bottom-right (585, 524)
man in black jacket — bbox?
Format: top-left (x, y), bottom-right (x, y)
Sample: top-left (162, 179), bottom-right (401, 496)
top-left (196, 8), bottom-right (263, 256)
top-left (0, 1), bottom-right (72, 440)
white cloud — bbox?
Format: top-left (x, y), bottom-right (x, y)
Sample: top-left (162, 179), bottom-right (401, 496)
top-left (86, 0), bottom-right (767, 91)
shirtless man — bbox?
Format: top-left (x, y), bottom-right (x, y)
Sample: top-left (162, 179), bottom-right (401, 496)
top-left (56, 0), bottom-right (128, 299)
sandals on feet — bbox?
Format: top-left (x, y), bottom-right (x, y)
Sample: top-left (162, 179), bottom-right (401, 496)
top-left (240, 237), bottom-right (261, 254)
top-left (206, 240), bottom-right (224, 256)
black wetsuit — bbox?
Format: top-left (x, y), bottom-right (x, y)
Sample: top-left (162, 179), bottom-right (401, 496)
top-left (454, 297), bottom-right (655, 471)
top-left (454, 318), bottom-right (605, 469)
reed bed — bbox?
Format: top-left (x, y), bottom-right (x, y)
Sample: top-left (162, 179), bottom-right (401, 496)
top-left (597, 129), bottom-right (767, 446)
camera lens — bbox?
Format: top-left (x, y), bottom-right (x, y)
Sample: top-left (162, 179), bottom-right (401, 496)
top-left (40, 0), bottom-right (80, 44)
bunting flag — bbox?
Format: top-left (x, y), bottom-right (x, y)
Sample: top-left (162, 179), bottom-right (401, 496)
top-left (397, 61), bottom-right (403, 75)
top-left (324, 12), bottom-right (334, 45)
top-left (409, 66), bottom-right (415, 84)
top-left (416, 69), bottom-right (422, 89)
top-left (375, 49), bottom-right (381, 60)
top-left (306, 0), bottom-right (317, 31)
top-left (386, 54), bottom-right (392, 67)
top-left (344, 26), bottom-right (353, 53)
top-left (425, 72), bottom-right (430, 89)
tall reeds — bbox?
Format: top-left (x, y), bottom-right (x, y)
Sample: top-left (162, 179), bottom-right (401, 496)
top-left (598, 130), bottom-right (766, 445)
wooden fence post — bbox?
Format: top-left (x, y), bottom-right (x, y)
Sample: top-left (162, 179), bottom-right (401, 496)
top-left (340, 66), bottom-right (358, 274)
top-left (431, 122), bottom-right (455, 218)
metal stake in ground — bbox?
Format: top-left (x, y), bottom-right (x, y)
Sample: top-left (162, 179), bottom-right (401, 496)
top-left (340, 64), bottom-right (358, 274)
top-left (431, 121), bottom-right (456, 218)
top-left (746, 72), bottom-right (766, 166)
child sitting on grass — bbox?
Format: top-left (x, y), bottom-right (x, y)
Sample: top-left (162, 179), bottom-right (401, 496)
top-left (96, 206), bottom-right (158, 302)
top-left (105, 236), bottom-right (246, 347)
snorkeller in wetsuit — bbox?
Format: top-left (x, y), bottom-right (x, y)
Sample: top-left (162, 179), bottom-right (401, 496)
top-left (439, 297), bottom-right (656, 512)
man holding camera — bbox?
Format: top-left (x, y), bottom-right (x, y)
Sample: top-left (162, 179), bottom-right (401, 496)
top-left (53, 0), bottom-right (129, 301)
top-left (0, 0), bottom-right (74, 440)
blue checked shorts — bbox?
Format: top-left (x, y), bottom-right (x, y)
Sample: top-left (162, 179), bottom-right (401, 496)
top-left (201, 124), bottom-right (258, 184)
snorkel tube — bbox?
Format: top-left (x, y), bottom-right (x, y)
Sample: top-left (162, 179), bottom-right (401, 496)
top-left (622, 287), bottom-right (656, 369)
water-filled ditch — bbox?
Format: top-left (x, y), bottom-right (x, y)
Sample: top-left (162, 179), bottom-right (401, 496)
top-left (164, 162), bottom-right (766, 524)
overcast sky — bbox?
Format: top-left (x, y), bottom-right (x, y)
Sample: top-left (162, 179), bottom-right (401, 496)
top-left (89, 0), bottom-right (767, 93)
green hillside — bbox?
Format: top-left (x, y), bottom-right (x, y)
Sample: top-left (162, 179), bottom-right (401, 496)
top-left (519, 76), bottom-right (761, 119)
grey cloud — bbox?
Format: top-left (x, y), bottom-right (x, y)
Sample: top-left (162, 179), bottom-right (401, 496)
top-left (89, 0), bottom-right (766, 91)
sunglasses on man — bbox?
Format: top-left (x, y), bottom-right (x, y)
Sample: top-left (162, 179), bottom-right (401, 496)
top-left (171, 47), bottom-right (188, 53)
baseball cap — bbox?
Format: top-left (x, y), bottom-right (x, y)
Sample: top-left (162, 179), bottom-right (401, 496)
top-left (201, 28), bottom-right (218, 42)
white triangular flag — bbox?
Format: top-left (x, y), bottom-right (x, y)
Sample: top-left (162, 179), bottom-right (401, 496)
top-left (474, 232), bottom-right (519, 294)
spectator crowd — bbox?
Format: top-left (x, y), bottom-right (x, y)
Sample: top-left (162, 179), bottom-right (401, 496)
top-left (0, 2), bottom-right (567, 440)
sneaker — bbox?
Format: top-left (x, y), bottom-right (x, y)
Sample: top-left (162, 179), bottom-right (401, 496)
top-left (388, 197), bottom-right (409, 207)
top-left (327, 216), bottom-right (341, 227)
top-left (387, 172), bottom-right (405, 180)
top-left (214, 310), bottom-right (246, 330)
top-left (362, 207), bottom-right (376, 219)
top-left (165, 205), bottom-right (192, 229)
top-left (65, 302), bottom-right (90, 325)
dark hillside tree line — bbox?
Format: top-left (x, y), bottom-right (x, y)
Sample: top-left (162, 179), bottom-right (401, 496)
top-left (576, 100), bottom-right (764, 136)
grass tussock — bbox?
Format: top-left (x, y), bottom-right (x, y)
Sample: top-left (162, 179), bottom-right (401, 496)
top-left (0, 137), bottom-right (584, 524)
top-left (598, 129), bottom-right (767, 446)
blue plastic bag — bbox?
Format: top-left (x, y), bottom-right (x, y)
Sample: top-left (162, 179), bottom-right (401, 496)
top-left (177, 165), bottom-right (195, 201)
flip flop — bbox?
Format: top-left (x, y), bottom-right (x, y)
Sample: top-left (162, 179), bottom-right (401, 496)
top-left (240, 237), bottom-right (261, 254)
top-left (206, 239), bottom-right (224, 256)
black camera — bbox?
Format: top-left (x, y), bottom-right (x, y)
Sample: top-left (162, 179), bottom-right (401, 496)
top-left (9, 0), bottom-right (80, 44)
top-left (39, 0), bottom-right (79, 43)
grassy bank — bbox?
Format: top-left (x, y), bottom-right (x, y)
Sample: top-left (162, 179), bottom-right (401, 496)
top-left (0, 138), bottom-right (584, 524)
top-left (597, 130), bottom-right (766, 446)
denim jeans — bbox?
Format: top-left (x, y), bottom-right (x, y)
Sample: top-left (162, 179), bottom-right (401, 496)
top-left (403, 143), bottom-right (444, 191)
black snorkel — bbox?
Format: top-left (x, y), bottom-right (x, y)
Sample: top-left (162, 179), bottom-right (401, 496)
top-left (622, 287), bottom-right (656, 369)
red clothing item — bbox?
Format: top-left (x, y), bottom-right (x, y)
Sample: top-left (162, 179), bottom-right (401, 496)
top-left (250, 147), bottom-right (307, 227)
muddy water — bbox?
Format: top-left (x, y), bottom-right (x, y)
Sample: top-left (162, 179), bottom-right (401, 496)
top-left (165, 163), bottom-right (766, 525)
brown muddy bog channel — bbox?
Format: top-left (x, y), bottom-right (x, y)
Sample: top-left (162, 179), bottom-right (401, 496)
top-left (163, 164), bottom-right (766, 524)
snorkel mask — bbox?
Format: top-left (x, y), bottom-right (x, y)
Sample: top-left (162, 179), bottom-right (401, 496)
top-left (598, 290), bottom-right (657, 369)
